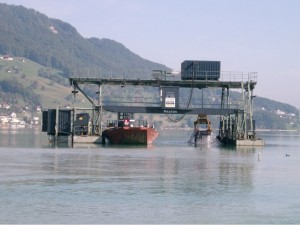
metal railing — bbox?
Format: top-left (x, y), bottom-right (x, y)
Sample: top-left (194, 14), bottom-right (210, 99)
top-left (71, 69), bottom-right (258, 83)
top-left (219, 71), bottom-right (257, 82)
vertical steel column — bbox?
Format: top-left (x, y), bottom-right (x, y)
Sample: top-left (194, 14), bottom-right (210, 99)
top-left (219, 87), bottom-right (225, 137)
top-left (249, 82), bottom-right (254, 132)
top-left (201, 88), bottom-right (204, 108)
top-left (71, 108), bottom-right (74, 147)
top-left (91, 96), bottom-right (95, 135)
top-left (71, 86), bottom-right (78, 144)
top-left (226, 87), bottom-right (230, 109)
top-left (99, 85), bottom-right (103, 134)
top-left (242, 82), bottom-right (247, 139)
top-left (55, 107), bottom-right (59, 144)
top-left (221, 87), bottom-right (225, 109)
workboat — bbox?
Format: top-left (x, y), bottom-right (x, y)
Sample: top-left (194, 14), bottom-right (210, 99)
top-left (102, 119), bottom-right (159, 145)
top-left (188, 114), bottom-right (213, 144)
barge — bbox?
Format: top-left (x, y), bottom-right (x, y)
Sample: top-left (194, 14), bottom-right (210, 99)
top-left (102, 119), bottom-right (159, 145)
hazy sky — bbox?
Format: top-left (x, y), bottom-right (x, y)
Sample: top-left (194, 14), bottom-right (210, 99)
top-left (2, 0), bottom-right (300, 107)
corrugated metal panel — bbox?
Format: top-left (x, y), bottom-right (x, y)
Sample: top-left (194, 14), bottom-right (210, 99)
top-left (181, 60), bottom-right (220, 80)
top-left (42, 111), bottom-right (48, 132)
top-left (42, 109), bottom-right (71, 136)
top-left (47, 109), bottom-right (56, 135)
top-left (58, 110), bottom-right (71, 135)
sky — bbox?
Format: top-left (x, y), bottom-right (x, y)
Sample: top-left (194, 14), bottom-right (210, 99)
top-left (1, 0), bottom-right (300, 107)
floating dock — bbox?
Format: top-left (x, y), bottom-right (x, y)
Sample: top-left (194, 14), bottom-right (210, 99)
top-left (73, 135), bottom-right (102, 144)
top-left (236, 139), bottom-right (264, 146)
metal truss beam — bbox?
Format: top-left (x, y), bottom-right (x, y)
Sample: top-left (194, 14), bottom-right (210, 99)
top-left (102, 105), bottom-right (237, 115)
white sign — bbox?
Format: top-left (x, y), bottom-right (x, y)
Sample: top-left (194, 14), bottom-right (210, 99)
top-left (165, 97), bottom-right (176, 108)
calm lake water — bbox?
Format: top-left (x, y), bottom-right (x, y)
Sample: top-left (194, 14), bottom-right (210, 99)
top-left (0, 127), bottom-right (300, 224)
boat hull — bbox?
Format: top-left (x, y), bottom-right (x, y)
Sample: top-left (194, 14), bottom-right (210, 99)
top-left (102, 127), bottom-right (159, 145)
top-left (188, 129), bottom-right (212, 144)
top-left (216, 136), bottom-right (264, 146)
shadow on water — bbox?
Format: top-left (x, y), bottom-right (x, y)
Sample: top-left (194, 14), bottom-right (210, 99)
top-left (218, 144), bottom-right (263, 151)
top-left (46, 141), bottom-right (70, 149)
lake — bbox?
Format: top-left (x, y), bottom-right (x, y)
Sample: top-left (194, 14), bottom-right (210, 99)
top-left (0, 127), bottom-right (299, 224)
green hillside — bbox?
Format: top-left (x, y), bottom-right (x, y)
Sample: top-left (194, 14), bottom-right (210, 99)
top-left (0, 57), bottom-right (69, 109)
top-left (0, 3), bottom-right (168, 78)
top-left (0, 3), bottom-right (299, 130)
top-left (0, 57), bottom-right (94, 111)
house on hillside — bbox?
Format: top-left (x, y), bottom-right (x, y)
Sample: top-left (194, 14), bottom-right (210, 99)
top-left (0, 55), bottom-right (13, 61)
top-left (0, 116), bottom-right (9, 126)
top-left (0, 103), bottom-right (11, 109)
top-left (32, 117), bottom-right (39, 125)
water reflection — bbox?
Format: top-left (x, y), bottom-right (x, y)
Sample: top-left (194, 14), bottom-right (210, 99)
top-left (0, 127), bottom-right (47, 148)
top-left (1, 129), bottom-right (300, 223)
top-left (0, 129), bottom-right (258, 197)
top-left (28, 146), bottom-right (256, 200)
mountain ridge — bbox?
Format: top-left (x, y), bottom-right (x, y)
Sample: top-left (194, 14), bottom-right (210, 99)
top-left (0, 3), bottom-right (167, 78)
top-left (0, 3), bottom-right (298, 129)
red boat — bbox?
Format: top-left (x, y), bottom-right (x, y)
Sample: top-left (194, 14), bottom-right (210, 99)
top-left (102, 119), bottom-right (159, 145)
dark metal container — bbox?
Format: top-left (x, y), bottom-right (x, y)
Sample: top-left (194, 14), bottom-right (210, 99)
top-left (58, 110), bottom-right (71, 135)
top-left (47, 109), bottom-right (56, 135)
top-left (42, 110), bottom-right (48, 132)
top-left (181, 60), bottom-right (221, 80)
top-left (74, 113), bottom-right (90, 135)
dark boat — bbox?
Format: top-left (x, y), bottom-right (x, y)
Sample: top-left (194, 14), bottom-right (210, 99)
top-left (188, 114), bottom-right (213, 144)
top-left (102, 119), bottom-right (159, 145)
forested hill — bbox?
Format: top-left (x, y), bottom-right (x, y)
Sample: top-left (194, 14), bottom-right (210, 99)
top-left (0, 3), bottom-right (167, 78)
top-left (0, 3), bottom-right (298, 130)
